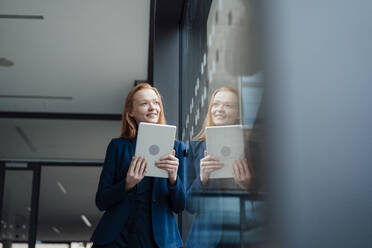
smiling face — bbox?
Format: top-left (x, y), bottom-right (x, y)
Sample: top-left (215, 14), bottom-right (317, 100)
top-left (129, 88), bottom-right (161, 124)
top-left (211, 90), bottom-right (239, 126)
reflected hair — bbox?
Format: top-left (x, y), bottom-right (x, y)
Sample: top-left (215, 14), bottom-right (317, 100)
top-left (194, 86), bottom-right (239, 140)
top-left (120, 83), bottom-right (166, 139)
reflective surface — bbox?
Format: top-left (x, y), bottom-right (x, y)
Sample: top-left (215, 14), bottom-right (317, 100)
top-left (181, 0), bottom-right (266, 247)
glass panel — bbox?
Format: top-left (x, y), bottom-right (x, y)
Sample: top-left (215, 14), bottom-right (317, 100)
top-left (37, 166), bottom-right (102, 242)
top-left (181, 0), bottom-right (266, 247)
top-left (0, 171), bottom-right (33, 243)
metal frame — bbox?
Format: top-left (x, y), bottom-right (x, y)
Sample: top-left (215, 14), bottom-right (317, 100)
top-left (0, 112), bottom-right (121, 121)
top-left (28, 163), bottom-right (41, 248)
top-left (0, 163), bottom-right (40, 247)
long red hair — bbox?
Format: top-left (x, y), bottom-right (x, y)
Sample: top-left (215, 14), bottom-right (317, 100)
top-left (120, 83), bottom-right (166, 139)
top-left (194, 86), bottom-right (239, 140)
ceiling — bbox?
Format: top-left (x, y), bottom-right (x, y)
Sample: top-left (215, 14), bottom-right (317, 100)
top-left (0, 0), bottom-right (151, 161)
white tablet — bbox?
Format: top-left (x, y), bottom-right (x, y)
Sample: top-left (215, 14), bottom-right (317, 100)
top-left (206, 125), bottom-right (245, 178)
top-left (135, 122), bottom-right (176, 178)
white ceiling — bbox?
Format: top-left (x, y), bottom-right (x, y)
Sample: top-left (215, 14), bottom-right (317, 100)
top-left (0, 0), bottom-right (150, 161)
top-left (0, 0), bottom-right (150, 114)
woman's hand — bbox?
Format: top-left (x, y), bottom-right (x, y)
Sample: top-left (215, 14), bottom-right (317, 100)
top-left (232, 158), bottom-right (254, 191)
top-left (155, 150), bottom-right (179, 186)
top-left (125, 156), bottom-right (148, 191)
top-left (200, 151), bottom-right (224, 185)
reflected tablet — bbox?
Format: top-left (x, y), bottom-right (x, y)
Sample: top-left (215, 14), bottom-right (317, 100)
top-left (135, 122), bottom-right (176, 178)
top-left (206, 125), bottom-right (245, 178)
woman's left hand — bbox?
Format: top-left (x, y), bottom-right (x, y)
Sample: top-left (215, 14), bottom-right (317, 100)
top-left (155, 149), bottom-right (179, 186)
top-left (232, 158), bottom-right (254, 191)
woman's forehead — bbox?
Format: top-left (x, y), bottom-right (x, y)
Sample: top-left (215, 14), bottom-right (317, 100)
top-left (214, 90), bottom-right (238, 102)
top-left (133, 88), bottom-right (158, 101)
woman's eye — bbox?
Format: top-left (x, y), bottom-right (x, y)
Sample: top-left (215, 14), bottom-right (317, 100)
top-left (141, 102), bottom-right (148, 106)
top-left (154, 101), bottom-right (160, 105)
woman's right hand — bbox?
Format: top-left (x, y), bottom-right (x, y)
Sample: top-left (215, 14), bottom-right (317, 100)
top-left (200, 151), bottom-right (224, 185)
top-left (125, 156), bottom-right (148, 191)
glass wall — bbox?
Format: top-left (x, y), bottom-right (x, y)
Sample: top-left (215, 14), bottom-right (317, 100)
top-left (181, 0), bottom-right (266, 247)
top-left (0, 165), bottom-right (101, 248)
top-left (0, 170), bottom-right (33, 243)
top-left (37, 166), bottom-right (102, 242)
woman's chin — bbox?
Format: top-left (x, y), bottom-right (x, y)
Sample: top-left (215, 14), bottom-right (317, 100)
top-left (146, 118), bottom-right (159, 124)
top-left (213, 119), bottom-right (227, 126)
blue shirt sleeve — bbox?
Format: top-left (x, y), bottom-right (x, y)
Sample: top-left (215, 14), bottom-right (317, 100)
top-left (95, 139), bottom-right (133, 211)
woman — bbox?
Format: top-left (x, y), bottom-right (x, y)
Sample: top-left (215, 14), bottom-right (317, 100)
top-left (91, 83), bottom-right (185, 248)
top-left (185, 86), bottom-right (257, 248)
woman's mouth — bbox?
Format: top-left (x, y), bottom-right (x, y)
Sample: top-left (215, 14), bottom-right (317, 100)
top-left (146, 113), bottom-right (158, 118)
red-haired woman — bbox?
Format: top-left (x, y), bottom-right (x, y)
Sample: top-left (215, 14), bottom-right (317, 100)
top-left (186, 86), bottom-right (257, 248)
top-left (91, 83), bottom-right (185, 248)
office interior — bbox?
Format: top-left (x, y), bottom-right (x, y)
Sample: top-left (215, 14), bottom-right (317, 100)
top-left (1, 0), bottom-right (372, 248)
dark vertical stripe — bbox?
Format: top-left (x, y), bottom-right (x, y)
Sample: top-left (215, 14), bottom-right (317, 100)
top-left (147, 0), bottom-right (156, 85)
top-left (178, 0), bottom-right (188, 237)
top-left (28, 164), bottom-right (41, 248)
top-left (0, 163), bottom-right (5, 234)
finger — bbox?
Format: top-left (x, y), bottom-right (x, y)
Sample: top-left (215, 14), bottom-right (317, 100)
top-left (133, 157), bottom-right (142, 175)
top-left (169, 154), bottom-right (178, 161)
top-left (129, 156), bottom-right (138, 173)
top-left (201, 155), bottom-right (220, 162)
top-left (203, 168), bottom-right (223, 175)
top-left (200, 154), bottom-right (218, 161)
top-left (155, 160), bottom-right (179, 167)
top-left (156, 163), bottom-right (177, 169)
top-left (200, 161), bottom-right (224, 167)
top-left (205, 167), bottom-right (221, 174)
top-left (234, 168), bottom-right (243, 182)
top-left (159, 154), bottom-right (178, 161)
top-left (203, 165), bottom-right (224, 170)
top-left (140, 158), bottom-right (147, 176)
top-left (236, 159), bottom-right (243, 179)
top-left (232, 161), bottom-right (237, 178)
top-left (158, 154), bottom-right (174, 161)
top-left (172, 149), bottom-right (176, 156)
top-left (156, 164), bottom-right (177, 172)
top-left (139, 157), bottom-right (147, 176)
top-left (240, 158), bottom-right (249, 176)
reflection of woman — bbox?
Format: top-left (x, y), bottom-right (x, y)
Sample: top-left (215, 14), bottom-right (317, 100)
top-left (186, 86), bottom-right (254, 248)
top-left (91, 83), bottom-right (185, 248)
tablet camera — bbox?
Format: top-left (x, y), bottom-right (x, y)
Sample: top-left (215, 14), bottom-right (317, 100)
top-left (220, 146), bottom-right (231, 157)
top-left (149, 144), bottom-right (160, 155)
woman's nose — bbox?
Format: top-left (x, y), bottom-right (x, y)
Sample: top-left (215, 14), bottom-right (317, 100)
top-left (216, 104), bottom-right (224, 111)
top-left (148, 102), bottom-right (155, 110)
